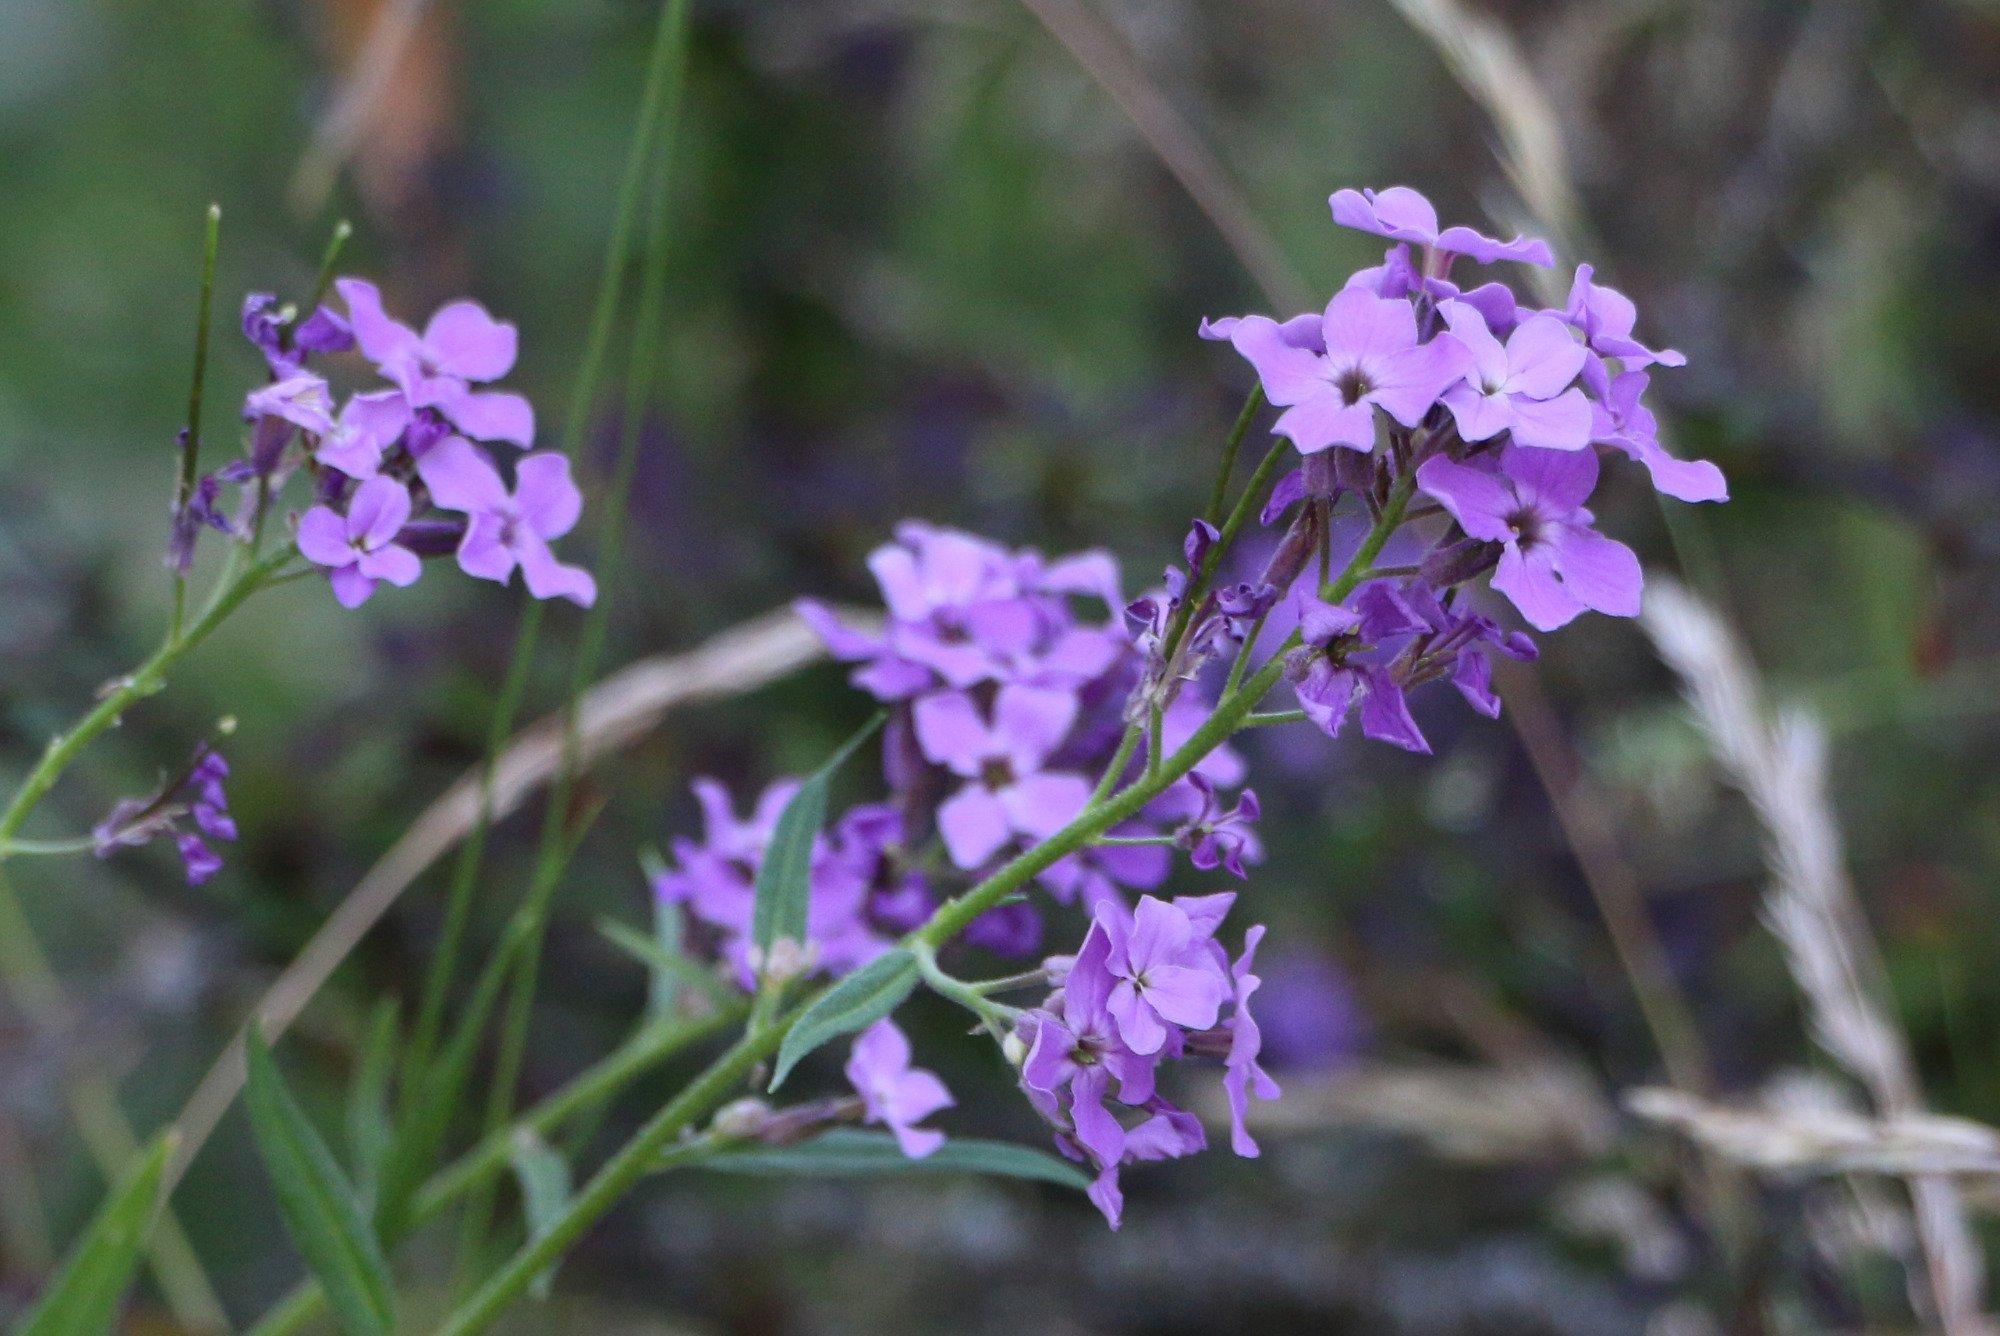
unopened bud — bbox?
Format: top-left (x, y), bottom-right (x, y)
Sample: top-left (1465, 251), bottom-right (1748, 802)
top-left (753, 936), bottom-right (819, 987)
top-left (1001, 1029), bottom-right (1029, 1067)
top-left (712, 1098), bottom-right (774, 1141)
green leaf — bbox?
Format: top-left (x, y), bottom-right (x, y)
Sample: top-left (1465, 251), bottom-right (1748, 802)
top-left (770, 948), bottom-right (918, 1090)
top-left (508, 1130), bottom-right (573, 1302)
top-left (346, 998), bottom-right (400, 1209)
top-left (704, 1130), bottom-right (1090, 1191)
top-left (17, 1132), bottom-right (175, 1336)
top-left (750, 713), bottom-right (886, 961)
top-left (245, 1028), bottom-right (397, 1336)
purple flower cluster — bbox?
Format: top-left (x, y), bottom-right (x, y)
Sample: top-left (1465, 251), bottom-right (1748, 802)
top-left (651, 780), bottom-right (915, 988)
top-left (203, 280), bottom-right (593, 609)
top-left (1202, 183), bottom-right (1722, 744)
top-left (845, 1019), bottom-right (954, 1159)
top-left (92, 743), bottom-right (237, 885)
top-left (798, 525), bottom-right (1265, 940)
top-left (1016, 893), bottom-right (1273, 1226)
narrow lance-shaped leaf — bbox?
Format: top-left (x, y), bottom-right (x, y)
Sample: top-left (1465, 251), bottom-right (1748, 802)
top-left (244, 1028), bottom-right (397, 1336)
top-left (638, 846), bottom-right (684, 1018)
top-left (704, 1129), bottom-right (1092, 1191)
top-left (750, 712), bottom-right (886, 962)
top-left (508, 1130), bottom-right (574, 1301)
top-left (770, 947), bottom-right (919, 1090)
top-left (17, 1132), bottom-right (176, 1336)
top-left (346, 998), bottom-right (400, 1210)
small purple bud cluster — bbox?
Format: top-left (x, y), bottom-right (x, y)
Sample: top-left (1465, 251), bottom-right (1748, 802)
top-left (185, 279), bottom-right (593, 609)
top-left (92, 743), bottom-right (237, 885)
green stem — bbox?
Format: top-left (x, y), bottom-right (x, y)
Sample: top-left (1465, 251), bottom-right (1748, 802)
top-left (1240, 709), bottom-right (1306, 728)
top-left (1093, 834), bottom-right (1175, 848)
top-left (0, 551), bottom-right (286, 856)
top-left (305, 219), bottom-right (353, 311)
top-left (1201, 386), bottom-right (1264, 524)
top-left (1087, 724), bottom-right (1141, 806)
top-left (0, 836), bottom-right (99, 857)
top-left (1159, 436), bottom-right (1288, 666)
top-left (169, 205), bottom-right (221, 641)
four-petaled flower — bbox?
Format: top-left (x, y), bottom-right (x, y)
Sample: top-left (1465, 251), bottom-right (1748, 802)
top-left (845, 1020), bottom-right (953, 1159)
top-left (336, 278), bottom-right (535, 448)
top-left (1436, 300), bottom-right (1593, 452)
top-left (296, 476), bottom-right (423, 608)
top-left (913, 686), bottom-right (1093, 869)
top-left (1417, 445), bottom-right (1642, 631)
top-left (417, 436), bottom-right (597, 607)
top-left (1228, 288), bottom-right (1467, 455)
top-left (1099, 895), bottom-right (1229, 1055)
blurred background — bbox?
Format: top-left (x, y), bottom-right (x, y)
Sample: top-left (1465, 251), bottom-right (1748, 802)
top-left (4, 0), bottom-right (2000, 1331)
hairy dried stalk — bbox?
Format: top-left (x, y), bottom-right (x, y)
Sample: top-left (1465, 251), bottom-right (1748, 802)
top-left (162, 606), bottom-right (835, 1190)
top-left (1641, 579), bottom-right (1989, 1332)
top-left (1630, 1088), bottom-right (2000, 1179)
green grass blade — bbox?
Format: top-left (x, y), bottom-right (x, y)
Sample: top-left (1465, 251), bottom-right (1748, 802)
top-left (17, 1132), bottom-right (176, 1336)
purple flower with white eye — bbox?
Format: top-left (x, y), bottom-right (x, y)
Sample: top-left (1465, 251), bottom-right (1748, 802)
top-left (1165, 774), bottom-right (1261, 879)
top-left (913, 686), bottom-right (1093, 869)
top-left (1228, 288), bottom-right (1468, 456)
top-left (1585, 365), bottom-right (1727, 503)
top-left (1562, 264), bottom-right (1685, 370)
top-left (1098, 896), bottom-right (1229, 1056)
top-left (417, 436), bottom-right (596, 607)
top-left (1417, 445), bottom-right (1642, 631)
top-left (1329, 186), bottom-right (1554, 268)
top-left (845, 1020), bottom-right (953, 1159)
top-left (335, 278), bottom-right (534, 448)
top-left (1436, 300), bottom-right (1593, 452)
top-left (295, 476), bottom-right (423, 609)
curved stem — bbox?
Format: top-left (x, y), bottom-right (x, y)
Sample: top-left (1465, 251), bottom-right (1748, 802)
top-left (0, 836), bottom-right (99, 857)
top-left (0, 550), bottom-right (287, 857)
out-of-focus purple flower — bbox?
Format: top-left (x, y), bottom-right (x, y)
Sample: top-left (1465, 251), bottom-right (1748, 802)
top-left (93, 743), bottom-right (237, 887)
top-left (1227, 289), bottom-right (1467, 455)
top-left (1585, 365), bottom-right (1727, 503)
top-left (798, 523), bottom-right (1125, 702)
top-left (335, 278), bottom-right (534, 448)
top-left (652, 779), bottom-right (895, 988)
top-left (1417, 445), bottom-right (1642, 631)
top-left (1166, 773), bottom-right (1261, 879)
top-left (295, 476), bottom-right (423, 609)
top-left (1218, 925), bottom-right (1279, 1156)
top-left (965, 901), bottom-right (1044, 958)
top-left (1040, 829), bottom-right (1169, 916)
top-left (417, 437), bottom-right (596, 607)
top-left (1255, 946), bottom-right (1368, 1073)
top-left (167, 467), bottom-right (233, 574)
top-left (912, 686), bottom-right (1092, 869)
top-left (1561, 264), bottom-right (1685, 370)
top-left (845, 1019), bottom-right (953, 1159)
top-left (1329, 186), bottom-right (1554, 268)
top-left (1436, 301), bottom-right (1592, 453)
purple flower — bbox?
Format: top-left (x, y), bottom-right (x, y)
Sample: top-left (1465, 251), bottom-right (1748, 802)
top-left (93, 744), bottom-right (237, 887)
top-left (1416, 445), bottom-right (1642, 631)
top-left (417, 437), bottom-right (596, 607)
top-left (1227, 288), bottom-right (1467, 455)
top-left (335, 278), bottom-right (534, 448)
top-left (1436, 300), bottom-right (1593, 452)
top-left (1561, 264), bottom-right (1685, 369)
top-left (1585, 364), bottom-right (1727, 503)
top-left (798, 524), bottom-right (1124, 701)
top-left (845, 1020), bottom-right (953, 1159)
top-left (1281, 583), bottom-right (1430, 749)
top-left (295, 476), bottom-right (423, 609)
top-left (1040, 831), bottom-right (1169, 916)
top-left (1392, 583), bottom-right (1538, 719)
top-left (1329, 186), bottom-right (1554, 268)
top-left (1165, 773), bottom-right (1261, 879)
top-left (1098, 895), bottom-right (1229, 1055)
top-left (912, 686), bottom-right (1093, 869)
top-left (1220, 925), bottom-right (1280, 1156)
top-left (242, 294), bottom-right (353, 375)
